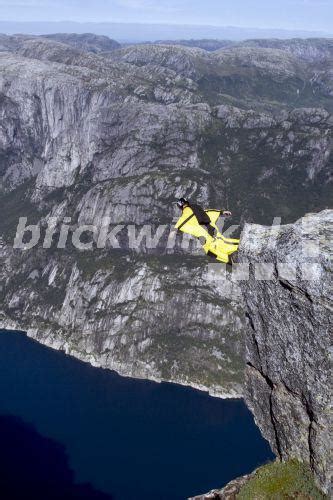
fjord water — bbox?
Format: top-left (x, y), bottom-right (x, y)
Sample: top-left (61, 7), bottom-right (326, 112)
top-left (0, 330), bottom-right (274, 500)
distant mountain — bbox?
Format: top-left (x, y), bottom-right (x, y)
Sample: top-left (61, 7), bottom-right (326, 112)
top-left (0, 20), bottom-right (331, 42)
top-left (148, 37), bottom-right (333, 57)
top-left (148, 39), bottom-right (236, 51)
top-left (0, 32), bottom-right (121, 54)
top-left (43, 33), bottom-right (120, 53)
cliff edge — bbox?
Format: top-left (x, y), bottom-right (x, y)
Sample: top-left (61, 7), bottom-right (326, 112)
top-left (239, 209), bottom-right (332, 493)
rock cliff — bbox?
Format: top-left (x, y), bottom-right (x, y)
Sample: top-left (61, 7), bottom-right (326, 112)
top-left (239, 209), bottom-right (332, 493)
top-left (0, 35), bottom-right (332, 397)
top-left (0, 249), bottom-right (245, 396)
top-left (190, 209), bottom-right (332, 498)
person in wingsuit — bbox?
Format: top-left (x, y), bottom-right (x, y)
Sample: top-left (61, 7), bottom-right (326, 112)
top-left (175, 198), bottom-right (239, 264)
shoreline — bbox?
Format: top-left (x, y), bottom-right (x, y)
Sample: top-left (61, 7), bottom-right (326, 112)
top-left (0, 320), bottom-right (243, 400)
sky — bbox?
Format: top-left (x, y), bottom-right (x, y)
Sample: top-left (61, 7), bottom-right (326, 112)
top-left (0, 0), bottom-right (332, 33)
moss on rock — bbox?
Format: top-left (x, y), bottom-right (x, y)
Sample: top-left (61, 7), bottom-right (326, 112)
top-left (237, 460), bottom-right (327, 500)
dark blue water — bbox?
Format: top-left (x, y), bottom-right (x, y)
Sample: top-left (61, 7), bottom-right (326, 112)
top-left (0, 330), bottom-right (274, 500)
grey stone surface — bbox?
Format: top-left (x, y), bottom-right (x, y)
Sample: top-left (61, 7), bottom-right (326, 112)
top-left (238, 210), bottom-right (333, 493)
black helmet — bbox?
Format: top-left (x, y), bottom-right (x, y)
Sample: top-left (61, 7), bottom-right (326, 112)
top-left (176, 198), bottom-right (189, 209)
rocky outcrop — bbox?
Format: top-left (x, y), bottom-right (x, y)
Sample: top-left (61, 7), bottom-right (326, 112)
top-left (189, 472), bottom-right (255, 500)
top-left (238, 210), bottom-right (332, 492)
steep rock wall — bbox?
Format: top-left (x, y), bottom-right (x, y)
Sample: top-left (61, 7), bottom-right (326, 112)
top-left (238, 209), bottom-right (332, 492)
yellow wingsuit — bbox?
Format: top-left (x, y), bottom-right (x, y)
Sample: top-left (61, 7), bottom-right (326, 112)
top-left (175, 207), bottom-right (239, 263)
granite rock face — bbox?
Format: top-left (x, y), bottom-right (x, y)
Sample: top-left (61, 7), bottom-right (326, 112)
top-left (0, 35), bottom-right (332, 395)
top-left (238, 210), bottom-right (332, 492)
top-left (0, 246), bottom-right (245, 396)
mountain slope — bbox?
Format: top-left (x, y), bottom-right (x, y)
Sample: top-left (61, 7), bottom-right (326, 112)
top-left (0, 36), bottom-right (332, 395)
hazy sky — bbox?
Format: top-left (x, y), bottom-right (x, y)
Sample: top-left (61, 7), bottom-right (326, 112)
top-left (0, 0), bottom-right (332, 32)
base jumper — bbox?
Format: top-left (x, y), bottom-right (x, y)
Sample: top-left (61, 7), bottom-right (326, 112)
top-left (175, 198), bottom-right (239, 264)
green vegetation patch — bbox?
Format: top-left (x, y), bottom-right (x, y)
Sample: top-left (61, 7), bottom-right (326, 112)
top-left (238, 460), bottom-right (327, 500)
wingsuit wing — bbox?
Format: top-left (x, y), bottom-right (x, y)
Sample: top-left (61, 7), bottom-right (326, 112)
top-left (175, 207), bottom-right (240, 263)
top-left (205, 210), bottom-right (240, 243)
top-left (175, 208), bottom-right (223, 239)
top-left (205, 210), bottom-right (222, 237)
top-left (175, 206), bottom-right (209, 239)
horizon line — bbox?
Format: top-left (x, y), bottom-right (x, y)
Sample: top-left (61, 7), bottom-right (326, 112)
top-left (0, 19), bottom-right (331, 35)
